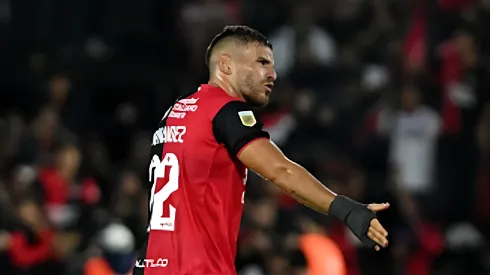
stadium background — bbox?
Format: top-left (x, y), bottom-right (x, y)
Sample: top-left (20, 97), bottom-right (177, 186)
top-left (0, 0), bottom-right (489, 274)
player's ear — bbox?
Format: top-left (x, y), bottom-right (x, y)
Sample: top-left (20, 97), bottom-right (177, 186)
top-left (218, 54), bottom-right (232, 75)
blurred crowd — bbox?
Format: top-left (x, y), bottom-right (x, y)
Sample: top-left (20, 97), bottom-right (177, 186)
top-left (1, 0), bottom-right (490, 274)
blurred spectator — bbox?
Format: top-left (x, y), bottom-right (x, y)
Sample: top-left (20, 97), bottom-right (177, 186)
top-left (37, 144), bottom-right (97, 228)
top-left (111, 170), bottom-right (147, 248)
top-left (385, 85), bottom-right (441, 197)
top-left (84, 223), bottom-right (135, 275)
top-left (6, 199), bottom-right (62, 275)
top-left (269, 3), bottom-right (336, 77)
top-left (299, 233), bottom-right (346, 275)
top-left (180, 0), bottom-right (239, 74)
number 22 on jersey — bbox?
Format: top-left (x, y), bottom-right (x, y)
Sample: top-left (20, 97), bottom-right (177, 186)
top-left (148, 153), bottom-right (180, 231)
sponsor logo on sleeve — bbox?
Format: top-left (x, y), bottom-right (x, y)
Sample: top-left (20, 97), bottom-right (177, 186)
top-left (238, 111), bottom-right (256, 127)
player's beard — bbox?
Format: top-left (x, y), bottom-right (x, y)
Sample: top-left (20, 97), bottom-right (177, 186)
top-left (239, 73), bottom-right (269, 107)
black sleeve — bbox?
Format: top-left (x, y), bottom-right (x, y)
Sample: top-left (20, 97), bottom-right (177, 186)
top-left (212, 101), bottom-right (270, 156)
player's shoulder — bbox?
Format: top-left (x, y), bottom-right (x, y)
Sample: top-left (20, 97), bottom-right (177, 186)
top-left (215, 100), bottom-right (257, 120)
top-left (198, 84), bottom-right (249, 110)
top-left (211, 100), bottom-right (267, 155)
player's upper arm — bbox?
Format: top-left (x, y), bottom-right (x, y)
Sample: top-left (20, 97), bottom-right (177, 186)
top-left (212, 101), bottom-right (270, 156)
top-left (237, 138), bottom-right (291, 183)
top-left (212, 101), bottom-right (291, 181)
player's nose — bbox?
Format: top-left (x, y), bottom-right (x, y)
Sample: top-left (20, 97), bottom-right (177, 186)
top-left (268, 69), bottom-right (277, 82)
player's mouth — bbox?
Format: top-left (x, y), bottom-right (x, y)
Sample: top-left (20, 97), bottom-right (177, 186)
top-left (264, 83), bottom-right (274, 93)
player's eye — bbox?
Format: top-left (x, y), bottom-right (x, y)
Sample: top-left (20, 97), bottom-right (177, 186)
top-left (258, 60), bottom-right (269, 66)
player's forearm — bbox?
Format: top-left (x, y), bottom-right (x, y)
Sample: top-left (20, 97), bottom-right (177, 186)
top-left (269, 161), bottom-right (336, 215)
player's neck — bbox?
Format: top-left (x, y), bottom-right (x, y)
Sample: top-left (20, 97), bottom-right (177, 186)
top-left (208, 78), bottom-right (244, 101)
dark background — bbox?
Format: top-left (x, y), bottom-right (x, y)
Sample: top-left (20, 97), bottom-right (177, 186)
top-left (0, 0), bottom-right (489, 274)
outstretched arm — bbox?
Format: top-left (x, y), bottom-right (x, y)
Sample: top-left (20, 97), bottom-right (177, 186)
top-left (238, 139), bottom-right (389, 250)
top-left (212, 101), bottom-right (389, 250)
top-left (239, 139), bottom-right (336, 213)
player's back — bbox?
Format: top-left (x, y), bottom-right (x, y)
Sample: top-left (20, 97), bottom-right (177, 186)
top-left (136, 85), bottom-right (267, 275)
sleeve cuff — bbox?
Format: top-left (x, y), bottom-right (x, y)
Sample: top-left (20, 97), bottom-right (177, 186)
top-left (236, 136), bottom-right (270, 158)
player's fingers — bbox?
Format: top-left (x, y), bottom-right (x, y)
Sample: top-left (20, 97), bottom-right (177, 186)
top-left (367, 203), bottom-right (390, 212)
top-left (369, 227), bottom-right (388, 247)
top-left (370, 219), bottom-right (388, 237)
top-left (367, 231), bottom-right (386, 248)
top-left (375, 245), bottom-right (380, 251)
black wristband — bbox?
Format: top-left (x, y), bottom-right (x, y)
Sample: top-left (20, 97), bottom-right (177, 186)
top-left (328, 195), bottom-right (360, 222)
top-left (328, 195), bottom-right (378, 248)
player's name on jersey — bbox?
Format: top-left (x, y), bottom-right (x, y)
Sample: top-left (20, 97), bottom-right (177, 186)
top-left (167, 97), bottom-right (200, 119)
top-left (152, 126), bottom-right (186, 145)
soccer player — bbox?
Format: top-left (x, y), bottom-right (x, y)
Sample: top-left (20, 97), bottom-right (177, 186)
top-left (133, 25), bottom-right (389, 275)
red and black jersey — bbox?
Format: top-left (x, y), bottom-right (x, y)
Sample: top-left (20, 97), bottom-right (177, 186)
top-left (134, 84), bottom-right (269, 275)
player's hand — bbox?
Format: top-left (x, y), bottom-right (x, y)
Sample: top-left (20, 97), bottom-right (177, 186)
top-left (367, 203), bottom-right (390, 251)
top-left (329, 196), bottom-right (390, 251)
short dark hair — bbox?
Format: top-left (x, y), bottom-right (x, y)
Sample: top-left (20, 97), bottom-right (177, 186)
top-left (205, 25), bottom-right (272, 67)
